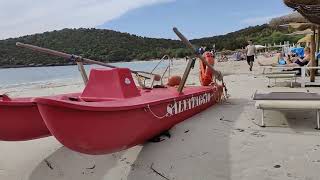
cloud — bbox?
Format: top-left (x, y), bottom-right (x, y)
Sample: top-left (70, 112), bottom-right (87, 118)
top-left (241, 13), bottom-right (289, 25)
top-left (0, 0), bottom-right (174, 39)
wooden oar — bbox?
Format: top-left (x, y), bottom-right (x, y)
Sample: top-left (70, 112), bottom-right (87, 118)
top-left (16, 42), bottom-right (160, 80)
top-left (173, 27), bottom-right (223, 81)
top-left (310, 26), bottom-right (317, 82)
top-left (76, 61), bottom-right (89, 84)
top-left (177, 58), bottom-right (196, 93)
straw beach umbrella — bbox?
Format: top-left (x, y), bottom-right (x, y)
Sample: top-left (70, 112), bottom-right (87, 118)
top-left (297, 34), bottom-right (312, 44)
top-left (283, 0), bottom-right (320, 82)
top-left (287, 29), bottom-right (313, 35)
top-left (283, 0), bottom-right (320, 25)
top-left (269, 13), bottom-right (312, 37)
top-left (269, 12), bottom-right (308, 28)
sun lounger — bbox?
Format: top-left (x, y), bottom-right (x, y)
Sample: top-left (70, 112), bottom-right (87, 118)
top-left (254, 92), bottom-right (320, 129)
top-left (265, 74), bottom-right (297, 88)
top-left (263, 71), bottom-right (299, 75)
top-left (261, 66), bottom-right (320, 88)
top-left (261, 65), bottom-right (287, 74)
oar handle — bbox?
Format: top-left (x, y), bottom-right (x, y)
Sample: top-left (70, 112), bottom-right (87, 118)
top-left (173, 28), bottom-right (197, 54)
top-left (173, 27), bottom-right (223, 81)
top-left (16, 42), bottom-right (67, 57)
top-left (16, 42), bottom-right (117, 68)
top-left (16, 42), bottom-right (158, 77)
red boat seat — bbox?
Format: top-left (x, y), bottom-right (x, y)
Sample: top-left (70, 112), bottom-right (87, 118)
top-left (81, 68), bottom-right (141, 101)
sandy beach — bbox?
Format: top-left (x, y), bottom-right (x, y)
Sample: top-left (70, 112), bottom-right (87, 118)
top-left (1, 56), bottom-right (320, 180)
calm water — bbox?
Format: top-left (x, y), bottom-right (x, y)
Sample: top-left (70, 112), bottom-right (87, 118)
top-left (0, 60), bottom-right (166, 89)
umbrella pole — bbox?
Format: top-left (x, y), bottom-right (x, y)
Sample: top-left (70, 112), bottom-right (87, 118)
top-left (317, 27), bottom-right (320, 53)
top-left (310, 26), bottom-right (316, 82)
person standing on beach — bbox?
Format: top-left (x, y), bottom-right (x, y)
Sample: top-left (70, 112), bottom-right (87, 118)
top-left (198, 47), bottom-right (205, 55)
top-left (245, 40), bottom-right (257, 71)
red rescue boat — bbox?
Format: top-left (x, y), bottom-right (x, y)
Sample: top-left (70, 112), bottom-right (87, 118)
top-left (0, 93), bottom-right (80, 141)
top-left (10, 27), bottom-right (227, 154)
top-left (35, 68), bottom-right (224, 155)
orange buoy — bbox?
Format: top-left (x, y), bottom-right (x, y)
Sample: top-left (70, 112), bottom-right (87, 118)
top-left (153, 74), bottom-right (161, 81)
top-left (167, 76), bottom-right (181, 87)
top-left (199, 52), bottom-right (215, 86)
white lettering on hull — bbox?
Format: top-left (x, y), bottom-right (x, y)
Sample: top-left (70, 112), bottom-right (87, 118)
top-left (167, 92), bottom-right (214, 116)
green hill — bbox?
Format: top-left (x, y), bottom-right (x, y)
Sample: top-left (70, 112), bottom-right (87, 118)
top-left (191, 24), bottom-right (303, 50)
top-left (0, 28), bottom-right (187, 67)
top-left (0, 25), bottom-right (303, 67)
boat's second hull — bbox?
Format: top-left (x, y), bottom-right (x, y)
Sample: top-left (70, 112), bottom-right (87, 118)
top-left (0, 101), bottom-right (50, 141)
top-left (36, 86), bottom-right (223, 154)
top-left (0, 93), bottom-right (80, 141)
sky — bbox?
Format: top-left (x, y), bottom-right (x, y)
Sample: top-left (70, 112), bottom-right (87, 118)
top-left (0, 0), bottom-right (293, 40)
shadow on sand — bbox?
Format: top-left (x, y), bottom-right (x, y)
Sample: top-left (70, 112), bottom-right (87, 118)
top-left (127, 98), bottom-right (247, 180)
top-left (261, 110), bottom-right (320, 133)
top-left (28, 98), bottom-right (246, 180)
top-left (28, 146), bottom-right (119, 180)
top-left (28, 145), bottom-right (143, 180)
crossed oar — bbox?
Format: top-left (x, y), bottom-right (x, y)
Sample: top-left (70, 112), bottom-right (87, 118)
top-left (16, 42), bottom-right (161, 84)
top-left (16, 27), bottom-right (225, 94)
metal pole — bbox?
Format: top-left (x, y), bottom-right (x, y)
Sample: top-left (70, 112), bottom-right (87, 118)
top-left (317, 110), bottom-right (320, 130)
top-left (310, 26), bottom-right (316, 82)
top-left (317, 27), bottom-right (320, 53)
top-left (261, 110), bottom-right (265, 127)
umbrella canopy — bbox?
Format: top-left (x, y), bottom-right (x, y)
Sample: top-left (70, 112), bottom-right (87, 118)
top-left (284, 0), bottom-right (320, 6)
top-left (291, 47), bottom-right (305, 58)
top-left (269, 12), bottom-right (308, 27)
top-left (287, 29), bottom-right (313, 35)
top-left (255, 45), bottom-right (266, 50)
top-left (297, 34), bottom-right (312, 43)
top-left (283, 0), bottom-right (320, 25)
top-left (280, 22), bottom-right (313, 31)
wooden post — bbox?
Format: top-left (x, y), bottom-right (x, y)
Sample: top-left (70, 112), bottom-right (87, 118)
top-left (310, 26), bottom-right (316, 82)
top-left (317, 27), bottom-right (320, 53)
top-left (76, 62), bottom-right (88, 84)
top-left (178, 58), bottom-right (195, 93)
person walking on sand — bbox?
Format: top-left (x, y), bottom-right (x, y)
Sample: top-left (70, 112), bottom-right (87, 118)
top-left (246, 40), bottom-right (257, 71)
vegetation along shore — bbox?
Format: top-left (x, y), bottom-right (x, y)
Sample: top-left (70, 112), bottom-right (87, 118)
top-left (0, 24), bottom-right (302, 68)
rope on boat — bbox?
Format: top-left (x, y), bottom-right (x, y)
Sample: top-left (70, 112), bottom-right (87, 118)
top-left (208, 83), bottom-right (228, 104)
top-left (145, 104), bottom-right (170, 119)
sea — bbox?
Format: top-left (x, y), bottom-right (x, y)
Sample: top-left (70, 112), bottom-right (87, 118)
top-left (0, 60), bottom-right (167, 89)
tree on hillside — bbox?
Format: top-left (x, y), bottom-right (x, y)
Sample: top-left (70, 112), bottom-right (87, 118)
top-left (0, 25), bottom-right (303, 67)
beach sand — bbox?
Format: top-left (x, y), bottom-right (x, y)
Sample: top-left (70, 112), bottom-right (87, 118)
top-left (1, 57), bottom-right (320, 180)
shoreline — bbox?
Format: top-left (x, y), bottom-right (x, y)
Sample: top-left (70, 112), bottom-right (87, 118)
top-left (0, 58), bottom-right (173, 69)
top-left (0, 63), bottom-right (77, 69)
top-left (0, 58), bottom-right (173, 94)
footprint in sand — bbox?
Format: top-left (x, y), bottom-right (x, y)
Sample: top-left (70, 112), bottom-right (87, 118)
top-left (250, 131), bottom-right (265, 138)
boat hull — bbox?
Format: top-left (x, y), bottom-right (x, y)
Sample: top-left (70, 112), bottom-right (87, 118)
top-left (36, 86), bottom-right (223, 155)
top-left (0, 98), bottom-right (50, 141)
top-left (0, 93), bottom-right (80, 141)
